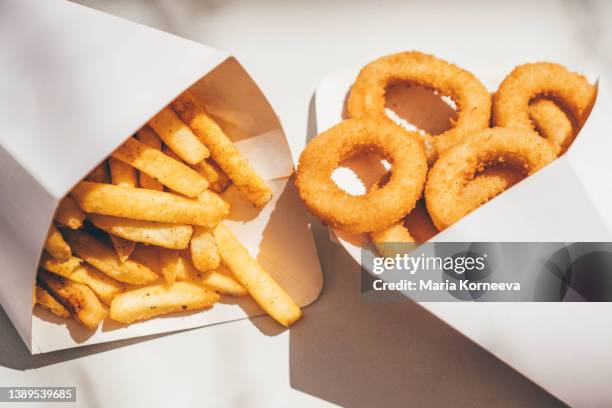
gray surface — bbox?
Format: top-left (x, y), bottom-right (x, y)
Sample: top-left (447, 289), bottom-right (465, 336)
top-left (2, 0), bottom-right (612, 406)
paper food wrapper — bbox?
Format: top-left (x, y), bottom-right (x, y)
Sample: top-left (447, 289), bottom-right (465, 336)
top-left (0, 0), bottom-right (322, 354)
top-left (315, 62), bottom-right (612, 406)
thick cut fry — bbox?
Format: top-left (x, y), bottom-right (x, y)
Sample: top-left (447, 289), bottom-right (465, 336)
top-left (136, 126), bottom-right (164, 191)
top-left (172, 91), bottom-right (272, 206)
top-left (148, 106), bottom-right (209, 164)
top-left (190, 226), bottom-right (220, 272)
top-left (109, 235), bottom-right (135, 263)
top-left (62, 229), bottom-right (158, 285)
top-left (69, 263), bottom-right (124, 306)
top-left (130, 244), bottom-right (160, 274)
top-left (194, 159), bottom-right (231, 193)
top-left (86, 161), bottom-right (110, 183)
top-left (175, 251), bottom-right (246, 296)
top-left (35, 285), bottom-right (70, 318)
top-left (88, 214), bottom-right (192, 249)
top-left (158, 248), bottom-right (179, 285)
top-left (72, 182), bottom-right (229, 227)
top-left (213, 224), bottom-right (302, 326)
top-left (54, 196), bottom-right (85, 229)
top-left (108, 156), bottom-right (138, 187)
top-left (110, 281), bottom-right (219, 324)
top-left (38, 270), bottom-right (107, 330)
top-left (39, 253), bottom-right (82, 278)
top-left (44, 224), bottom-right (71, 260)
top-left (112, 137), bottom-right (208, 197)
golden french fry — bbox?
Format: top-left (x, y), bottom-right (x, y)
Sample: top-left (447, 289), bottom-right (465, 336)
top-left (112, 137), bottom-right (208, 197)
top-left (148, 106), bottom-right (209, 164)
top-left (130, 244), bottom-right (160, 274)
top-left (174, 251), bottom-right (246, 296)
top-left (69, 263), bottom-right (125, 306)
top-left (194, 159), bottom-right (231, 193)
top-left (62, 229), bottom-right (158, 285)
top-left (86, 161), bottom-right (110, 183)
top-left (109, 234), bottom-right (135, 263)
top-left (108, 156), bottom-right (138, 187)
top-left (54, 196), bottom-right (85, 229)
top-left (136, 126), bottom-right (164, 191)
top-left (44, 224), bottom-right (71, 260)
top-left (72, 181), bottom-right (229, 227)
top-left (88, 214), bottom-right (192, 249)
top-left (38, 270), bottom-right (107, 330)
top-left (109, 281), bottom-right (219, 324)
top-left (158, 248), bottom-right (179, 285)
top-left (190, 226), bottom-right (220, 272)
top-left (172, 91), bottom-right (272, 206)
top-left (35, 285), bottom-right (70, 318)
top-left (39, 253), bottom-right (82, 278)
top-left (213, 224), bottom-right (302, 326)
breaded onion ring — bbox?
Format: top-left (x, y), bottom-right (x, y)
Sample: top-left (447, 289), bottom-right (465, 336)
top-left (296, 118), bottom-right (427, 233)
top-left (528, 98), bottom-right (575, 155)
top-left (347, 51), bottom-right (491, 159)
top-left (493, 62), bottom-right (596, 153)
top-left (425, 127), bottom-right (556, 230)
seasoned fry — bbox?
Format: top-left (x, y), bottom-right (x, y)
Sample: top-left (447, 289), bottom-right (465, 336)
top-left (69, 263), bottom-right (124, 306)
top-left (35, 285), bottom-right (70, 318)
top-left (148, 106), bottom-right (210, 164)
top-left (108, 156), bottom-right (138, 187)
top-left (62, 229), bottom-right (158, 285)
top-left (72, 181), bottom-right (228, 227)
top-left (130, 244), bottom-right (160, 274)
top-left (194, 159), bottom-right (231, 193)
top-left (158, 248), bottom-right (179, 285)
top-left (54, 196), bottom-right (85, 229)
top-left (109, 281), bottom-right (219, 324)
top-left (44, 224), bottom-right (71, 261)
top-left (38, 270), bottom-right (107, 330)
top-left (109, 235), bottom-right (135, 263)
top-left (39, 253), bottom-right (82, 278)
top-left (172, 91), bottom-right (272, 206)
top-left (112, 137), bottom-right (208, 197)
top-left (190, 226), bottom-right (220, 272)
top-left (174, 251), bottom-right (246, 296)
top-left (86, 161), bottom-right (110, 183)
top-left (136, 125), bottom-right (164, 191)
top-left (88, 214), bottom-right (192, 249)
top-left (213, 224), bottom-right (302, 326)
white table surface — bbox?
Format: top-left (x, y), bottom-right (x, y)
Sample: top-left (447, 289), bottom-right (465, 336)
top-left (1, 1), bottom-right (611, 407)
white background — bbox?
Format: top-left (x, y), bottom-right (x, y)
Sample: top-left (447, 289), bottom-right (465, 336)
top-left (1, 0), bottom-right (611, 407)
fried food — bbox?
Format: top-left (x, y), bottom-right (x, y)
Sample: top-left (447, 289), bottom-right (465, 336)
top-left (172, 90), bottom-right (273, 207)
top-left (296, 118), bottom-right (427, 233)
top-left (174, 251), bottom-right (247, 296)
top-left (109, 282), bottom-right (219, 324)
top-left (347, 51), bottom-right (491, 159)
top-left (39, 253), bottom-right (82, 278)
top-left (528, 97), bottom-right (575, 155)
top-left (71, 181), bottom-right (229, 227)
top-left (135, 125), bottom-right (164, 191)
top-left (35, 285), bottom-right (70, 318)
top-left (493, 62), bottom-right (596, 153)
top-left (112, 137), bottom-right (208, 197)
top-left (194, 159), bottom-right (232, 193)
top-left (54, 196), bottom-right (85, 229)
top-left (158, 248), bottom-right (179, 285)
top-left (214, 224), bottom-right (302, 326)
top-left (43, 224), bottom-right (71, 261)
top-left (425, 127), bottom-right (556, 230)
top-left (148, 106), bottom-right (210, 164)
top-left (190, 226), bottom-right (220, 272)
top-left (67, 263), bottom-right (124, 306)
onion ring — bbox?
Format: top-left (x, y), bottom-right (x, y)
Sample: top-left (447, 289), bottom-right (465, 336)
top-left (347, 51), bottom-right (491, 159)
top-left (425, 127), bottom-right (556, 230)
top-left (493, 62), bottom-right (596, 153)
top-left (296, 118), bottom-right (427, 233)
top-left (528, 97), bottom-right (575, 155)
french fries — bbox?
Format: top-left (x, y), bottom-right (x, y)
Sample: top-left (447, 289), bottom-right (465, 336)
top-left (39, 253), bottom-right (82, 278)
top-left (175, 252), bottom-right (246, 296)
top-left (109, 282), bottom-right (219, 324)
top-left (112, 137), bottom-right (208, 197)
top-left (62, 229), bottom-right (158, 285)
top-left (54, 196), bottom-right (85, 229)
top-left (72, 181), bottom-right (229, 227)
top-left (69, 263), bottom-right (124, 306)
top-left (38, 270), bottom-right (107, 330)
top-left (194, 159), bottom-right (231, 193)
top-left (44, 224), bottom-right (71, 261)
top-left (213, 224), bottom-right (302, 326)
top-left (88, 214), bottom-right (192, 249)
top-left (148, 106), bottom-right (210, 164)
top-left (172, 91), bottom-right (273, 207)
top-left (158, 248), bottom-right (179, 285)
top-left (35, 285), bottom-right (70, 318)
top-left (190, 226), bottom-right (220, 272)
top-left (86, 161), bottom-right (110, 183)
top-left (136, 126), bottom-right (164, 191)
top-left (108, 156), bottom-right (138, 187)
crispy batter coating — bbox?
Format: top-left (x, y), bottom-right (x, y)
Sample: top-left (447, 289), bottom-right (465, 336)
top-left (528, 98), bottom-right (575, 155)
top-left (347, 51), bottom-right (491, 160)
top-left (425, 128), bottom-right (556, 230)
top-left (296, 118), bottom-right (427, 233)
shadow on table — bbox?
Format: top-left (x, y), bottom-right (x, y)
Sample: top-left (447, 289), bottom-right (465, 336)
top-left (287, 94), bottom-right (567, 408)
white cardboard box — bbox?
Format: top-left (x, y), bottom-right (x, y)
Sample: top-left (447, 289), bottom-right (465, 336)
top-left (315, 64), bottom-right (612, 407)
top-left (0, 0), bottom-right (322, 354)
